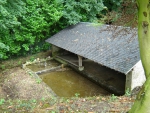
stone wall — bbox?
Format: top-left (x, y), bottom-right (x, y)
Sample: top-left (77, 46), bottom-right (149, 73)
top-left (126, 60), bottom-right (146, 91)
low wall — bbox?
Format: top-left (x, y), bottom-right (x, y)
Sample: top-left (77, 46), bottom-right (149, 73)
top-left (22, 58), bottom-right (58, 97)
top-left (126, 60), bottom-right (146, 91)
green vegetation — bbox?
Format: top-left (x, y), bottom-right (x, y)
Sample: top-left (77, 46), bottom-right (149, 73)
top-left (125, 88), bottom-right (131, 97)
top-left (75, 93), bottom-right (80, 97)
top-left (36, 78), bottom-right (42, 84)
top-left (110, 94), bottom-right (117, 101)
top-left (0, 0), bottom-right (107, 60)
top-left (0, 99), bottom-right (37, 112)
top-left (103, 0), bottom-right (123, 11)
top-left (0, 99), bottom-right (5, 105)
top-left (0, 0), bottom-right (63, 59)
top-left (61, 0), bottom-right (105, 25)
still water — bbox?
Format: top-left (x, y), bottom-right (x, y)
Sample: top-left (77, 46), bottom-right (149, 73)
top-left (40, 69), bottom-right (110, 97)
top-left (27, 60), bottom-right (110, 97)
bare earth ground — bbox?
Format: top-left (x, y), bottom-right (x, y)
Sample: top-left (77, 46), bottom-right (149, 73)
top-left (1, 67), bottom-right (54, 100)
top-left (0, 51), bottom-right (137, 112)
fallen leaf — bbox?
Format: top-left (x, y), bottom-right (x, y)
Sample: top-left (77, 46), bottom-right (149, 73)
top-left (82, 99), bottom-right (86, 102)
top-left (96, 97), bottom-right (100, 100)
top-left (39, 102), bottom-right (43, 107)
top-left (8, 106), bottom-right (13, 109)
top-left (46, 106), bottom-right (55, 110)
top-left (101, 98), bottom-right (106, 101)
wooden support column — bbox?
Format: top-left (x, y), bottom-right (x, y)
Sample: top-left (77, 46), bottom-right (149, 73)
top-left (78, 55), bottom-right (84, 71)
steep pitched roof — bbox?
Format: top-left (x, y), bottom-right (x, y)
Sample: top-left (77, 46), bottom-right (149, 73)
top-left (46, 22), bottom-right (140, 74)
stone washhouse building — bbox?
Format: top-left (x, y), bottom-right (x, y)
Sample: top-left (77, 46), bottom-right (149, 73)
top-left (46, 22), bottom-right (146, 94)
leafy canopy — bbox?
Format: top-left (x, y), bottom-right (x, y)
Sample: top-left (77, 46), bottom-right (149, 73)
top-left (0, 0), bottom-right (107, 60)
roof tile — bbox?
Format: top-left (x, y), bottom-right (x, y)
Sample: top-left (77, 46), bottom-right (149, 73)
top-left (46, 22), bottom-right (140, 74)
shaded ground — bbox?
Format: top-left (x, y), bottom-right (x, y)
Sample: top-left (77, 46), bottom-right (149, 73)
top-left (0, 51), bottom-right (138, 112)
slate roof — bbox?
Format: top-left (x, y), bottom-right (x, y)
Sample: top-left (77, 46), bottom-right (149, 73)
top-left (46, 22), bottom-right (140, 74)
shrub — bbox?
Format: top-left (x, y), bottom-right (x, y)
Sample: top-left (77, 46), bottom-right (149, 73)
top-left (61, 0), bottom-right (105, 25)
top-left (0, 0), bottom-right (106, 60)
top-left (0, 0), bottom-right (63, 60)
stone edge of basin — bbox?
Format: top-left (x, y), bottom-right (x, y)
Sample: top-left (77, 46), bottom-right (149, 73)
top-left (22, 57), bottom-right (57, 98)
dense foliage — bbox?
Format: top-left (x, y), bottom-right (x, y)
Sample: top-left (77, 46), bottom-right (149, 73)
top-left (0, 0), bottom-right (63, 59)
top-left (0, 0), bottom-right (26, 59)
top-left (0, 0), bottom-right (121, 60)
top-left (61, 0), bottom-right (105, 25)
top-left (103, 0), bottom-right (123, 11)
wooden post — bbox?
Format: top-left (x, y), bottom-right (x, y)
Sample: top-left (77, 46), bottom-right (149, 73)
top-left (78, 55), bottom-right (84, 71)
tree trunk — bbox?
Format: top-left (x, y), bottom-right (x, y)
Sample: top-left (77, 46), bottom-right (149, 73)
top-left (129, 1), bottom-right (150, 113)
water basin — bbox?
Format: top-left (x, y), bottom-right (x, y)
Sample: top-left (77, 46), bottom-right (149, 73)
top-left (40, 69), bottom-right (110, 97)
top-left (27, 60), bottom-right (110, 97)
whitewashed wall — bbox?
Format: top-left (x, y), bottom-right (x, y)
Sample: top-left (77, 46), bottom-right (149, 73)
top-left (126, 60), bottom-right (146, 91)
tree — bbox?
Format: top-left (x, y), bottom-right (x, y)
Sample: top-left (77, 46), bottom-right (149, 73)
top-left (0, 0), bottom-right (106, 60)
top-left (61, 0), bottom-right (105, 25)
top-left (129, 1), bottom-right (150, 113)
top-left (0, 0), bottom-right (26, 59)
top-left (0, 0), bottom-right (63, 59)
